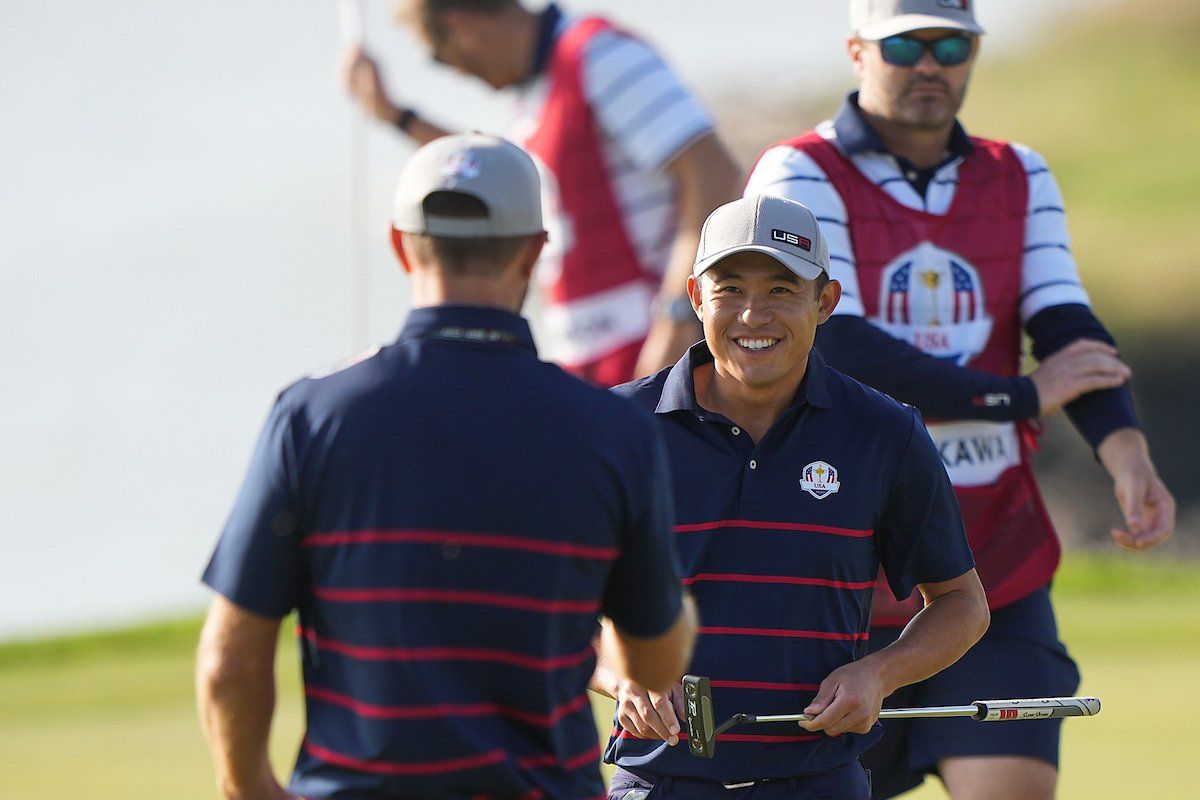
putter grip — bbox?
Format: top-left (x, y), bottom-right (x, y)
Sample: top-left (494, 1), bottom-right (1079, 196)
top-left (974, 697), bottom-right (1102, 721)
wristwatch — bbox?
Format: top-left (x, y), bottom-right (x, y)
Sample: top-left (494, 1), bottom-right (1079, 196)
top-left (652, 294), bottom-right (697, 323)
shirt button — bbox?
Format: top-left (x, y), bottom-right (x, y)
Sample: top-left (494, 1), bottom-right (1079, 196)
top-left (731, 427), bottom-right (741, 436)
top-left (749, 460), bottom-right (757, 470)
top-left (906, 169), bottom-right (918, 181)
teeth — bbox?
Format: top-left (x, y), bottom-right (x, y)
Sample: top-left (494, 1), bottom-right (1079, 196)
top-left (736, 338), bottom-right (779, 351)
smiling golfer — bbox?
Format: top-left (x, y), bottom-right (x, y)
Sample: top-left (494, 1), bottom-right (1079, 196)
top-left (593, 195), bottom-right (989, 799)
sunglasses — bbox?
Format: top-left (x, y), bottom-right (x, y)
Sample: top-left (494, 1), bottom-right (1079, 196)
top-left (877, 34), bottom-right (974, 67)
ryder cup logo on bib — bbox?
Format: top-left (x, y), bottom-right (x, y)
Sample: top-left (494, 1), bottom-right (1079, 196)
top-left (872, 242), bottom-right (992, 366)
top-left (799, 461), bottom-right (841, 500)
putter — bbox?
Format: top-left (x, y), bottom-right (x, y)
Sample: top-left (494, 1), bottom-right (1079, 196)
top-left (682, 675), bottom-right (1101, 759)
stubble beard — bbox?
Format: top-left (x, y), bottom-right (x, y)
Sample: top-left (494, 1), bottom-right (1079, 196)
top-left (895, 78), bottom-right (967, 131)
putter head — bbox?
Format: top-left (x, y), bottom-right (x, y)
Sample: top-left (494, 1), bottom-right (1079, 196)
top-left (682, 675), bottom-right (717, 758)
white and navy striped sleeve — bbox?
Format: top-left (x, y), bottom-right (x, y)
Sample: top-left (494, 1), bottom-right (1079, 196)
top-left (1014, 143), bottom-right (1091, 323)
top-left (745, 140), bottom-right (866, 317)
top-left (581, 30), bottom-right (714, 173)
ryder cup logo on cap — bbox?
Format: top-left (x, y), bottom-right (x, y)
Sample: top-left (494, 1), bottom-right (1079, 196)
top-left (693, 195), bottom-right (830, 281)
top-left (851, 0), bottom-right (985, 39)
top-left (440, 151), bottom-right (482, 180)
top-left (393, 132), bottom-right (544, 238)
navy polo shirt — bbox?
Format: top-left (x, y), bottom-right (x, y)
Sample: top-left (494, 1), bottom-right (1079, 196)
top-left (605, 343), bottom-right (974, 783)
top-left (203, 305), bottom-right (685, 800)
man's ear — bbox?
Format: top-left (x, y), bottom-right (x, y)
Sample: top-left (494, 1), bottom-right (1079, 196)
top-left (687, 275), bottom-right (703, 320)
top-left (391, 227), bottom-right (413, 274)
top-left (516, 232), bottom-right (549, 280)
top-left (847, 35), bottom-right (866, 80)
top-left (817, 278), bottom-right (843, 324)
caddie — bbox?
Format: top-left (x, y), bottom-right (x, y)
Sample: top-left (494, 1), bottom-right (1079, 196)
top-left (344, 0), bottom-right (741, 385)
top-left (744, 2), bottom-right (1176, 797)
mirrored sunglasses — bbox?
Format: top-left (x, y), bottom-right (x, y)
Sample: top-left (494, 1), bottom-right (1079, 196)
top-left (878, 34), bottom-right (974, 67)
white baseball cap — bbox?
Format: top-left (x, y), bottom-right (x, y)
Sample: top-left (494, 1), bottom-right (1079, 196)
top-left (693, 195), bottom-right (830, 281)
top-left (392, 132), bottom-right (545, 238)
top-left (851, 0), bottom-right (985, 40)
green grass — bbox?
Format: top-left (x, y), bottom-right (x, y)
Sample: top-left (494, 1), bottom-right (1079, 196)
top-left (2, 552), bottom-right (1197, 799)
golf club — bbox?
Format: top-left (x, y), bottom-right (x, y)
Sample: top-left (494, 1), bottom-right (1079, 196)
top-left (682, 675), bottom-right (1102, 759)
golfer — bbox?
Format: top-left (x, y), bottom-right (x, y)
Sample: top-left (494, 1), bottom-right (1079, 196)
top-left (344, 0), bottom-right (741, 385)
top-left (744, 2), bottom-right (1176, 796)
top-left (196, 133), bottom-right (696, 800)
top-left (593, 195), bottom-right (989, 799)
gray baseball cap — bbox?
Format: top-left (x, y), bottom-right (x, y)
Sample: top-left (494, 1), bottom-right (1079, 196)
top-left (392, 132), bottom-right (544, 238)
top-left (851, 0), bottom-right (985, 40)
top-left (693, 195), bottom-right (830, 281)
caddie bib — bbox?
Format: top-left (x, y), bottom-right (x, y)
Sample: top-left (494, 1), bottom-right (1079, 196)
top-left (778, 133), bottom-right (1060, 619)
top-left (522, 18), bottom-right (660, 387)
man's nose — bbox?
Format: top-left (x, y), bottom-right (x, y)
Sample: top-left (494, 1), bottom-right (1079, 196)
top-left (740, 296), bottom-right (775, 326)
top-left (913, 48), bottom-right (942, 75)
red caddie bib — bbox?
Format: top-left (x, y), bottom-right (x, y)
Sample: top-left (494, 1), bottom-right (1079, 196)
top-left (522, 18), bottom-right (659, 387)
top-left (779, 133), bottom-right (1060, 621)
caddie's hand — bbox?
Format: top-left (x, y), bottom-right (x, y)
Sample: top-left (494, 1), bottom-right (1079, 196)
top-left (614, 679), bottom-right (685, 745)
top-left (341, 45), bottom-right (401, 124)
top-left (799, 660), bottom-right (888, 738)
top-left (1030, 339), bottom-right (1131, 416)
top-left (1098, 428), bottom-right (1176, 551)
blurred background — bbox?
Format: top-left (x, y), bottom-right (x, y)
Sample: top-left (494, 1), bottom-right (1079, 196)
top-left (1, 1), bottom-right (1196, 798)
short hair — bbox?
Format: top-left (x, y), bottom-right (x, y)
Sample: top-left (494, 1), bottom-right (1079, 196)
top-left (811, 271), bottom-right (830, 299)
top-left (398, 0), bottom-right (516, 29)
top-left (407, 190), bottom-right (532, 276)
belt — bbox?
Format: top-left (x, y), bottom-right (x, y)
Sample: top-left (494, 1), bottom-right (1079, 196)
top-left (629, 770), bottom-right (813, 792)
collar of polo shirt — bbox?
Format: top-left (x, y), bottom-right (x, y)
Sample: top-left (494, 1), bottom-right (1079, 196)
top-left (654, 341), bottom-right (834, 417)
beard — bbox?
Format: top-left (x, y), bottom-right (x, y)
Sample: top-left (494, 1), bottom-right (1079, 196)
top-left (894, 76), bottom-right (967, 131)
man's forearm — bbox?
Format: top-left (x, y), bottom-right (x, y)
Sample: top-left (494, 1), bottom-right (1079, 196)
top-left (866, 576), bottom-right (989, 696)
top-left (636, 135), bottom-right (740, 376)
top-left (196, 599), bottom-right (287, 800)
top-left (197, 660), bottom-right (281, 799)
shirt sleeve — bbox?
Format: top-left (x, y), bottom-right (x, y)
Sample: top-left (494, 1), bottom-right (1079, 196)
top-left (877, 410), bottom-right (976, 601)
top-left (582, 30), bottom-right (715, 172)
top-left (745, 143), bottom-right (866, 317)
top-left (815, 315), bottom-right (1040, 422)
top-left (601, 418), bottom-right (685, 638)
top-left (1026, 303), bottom-right (1139, 448)
top-left (1013, 144), bottom-right (1092, 322)
top-left (201, 397), bottom-right (305, 618)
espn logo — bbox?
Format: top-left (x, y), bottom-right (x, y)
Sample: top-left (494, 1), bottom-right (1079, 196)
top-left (771, 229), bottom-right (812, 252)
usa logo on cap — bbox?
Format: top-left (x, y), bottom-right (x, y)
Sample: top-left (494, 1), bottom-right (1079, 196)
top-left (441, 151), bottom-right (482, 180)
top-left (799, 461), bottom-right (841, 500)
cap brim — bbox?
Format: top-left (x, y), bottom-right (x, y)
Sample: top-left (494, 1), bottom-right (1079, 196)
top-left (693, 245), bottom-right (824, 281)
top-left (858, 14), bottom-right (985, 39)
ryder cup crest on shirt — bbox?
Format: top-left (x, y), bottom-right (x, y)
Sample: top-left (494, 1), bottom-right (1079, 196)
top-left (799, 461), bottom-right (841, 500)
top-left (872, 242), bottom-right (992, 366)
